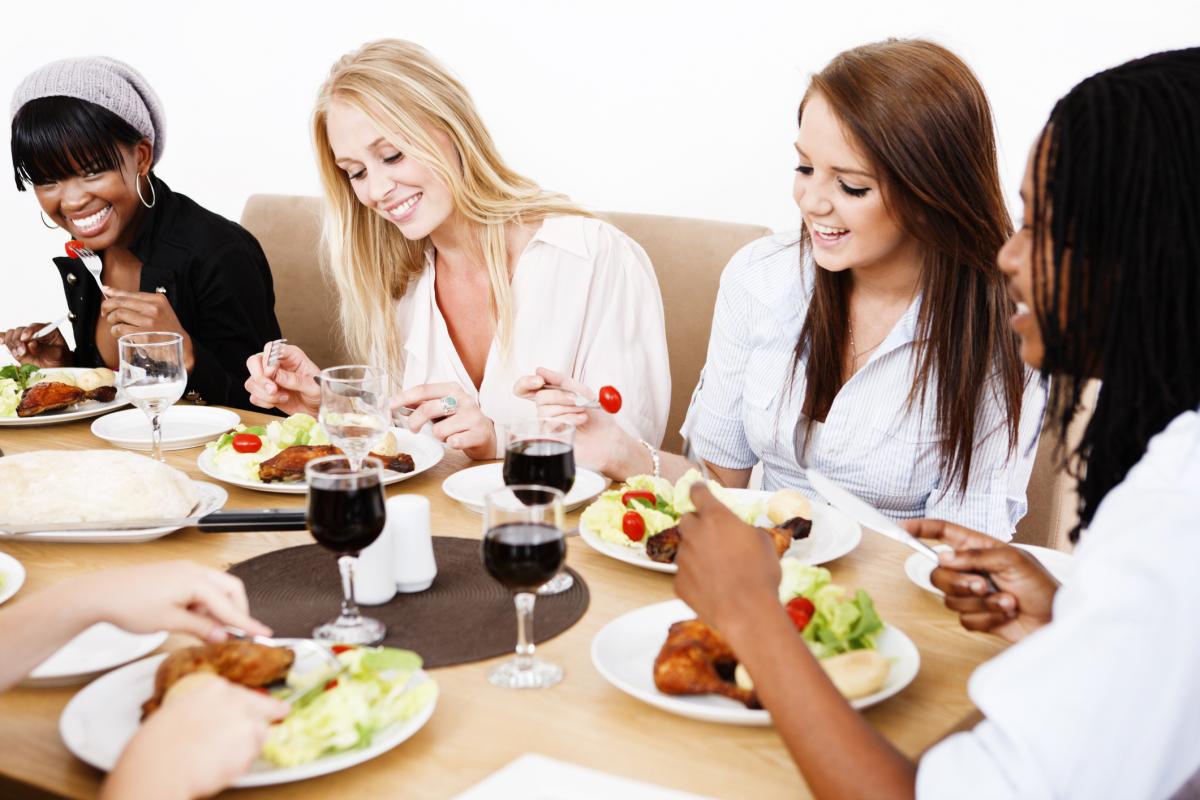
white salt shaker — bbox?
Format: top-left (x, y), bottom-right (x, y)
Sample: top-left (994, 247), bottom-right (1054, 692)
top-left (388, 495), bottom-right (437, 592)
top-left (354, 518), bottom-right (397, 606)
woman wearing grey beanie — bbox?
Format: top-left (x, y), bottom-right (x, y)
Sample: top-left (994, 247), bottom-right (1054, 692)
top-left (2, 56), bottom-right (282, 410)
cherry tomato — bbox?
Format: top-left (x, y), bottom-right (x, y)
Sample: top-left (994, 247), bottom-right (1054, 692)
top-left (231, 433), bottom-right (263, 453)
top-left (323, 679), bottom-right (339, 691)
top-left (598, 385), bottom-right (622, 414)
top-left (621, 490), bottom-right (657, 507)
top-left (65, 239), bottom-right (84, 258)
top-left (785, 596), bottom-right (815, 632)
top-left (330, 644), bottom-right (356, 654)
top-left (622, 510), bottom-right (646, 542)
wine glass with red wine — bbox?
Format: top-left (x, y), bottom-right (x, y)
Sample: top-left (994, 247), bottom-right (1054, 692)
top-left (482, 485), bottom-right (567, 689)
top-left (305, 455), bottom-right (387, 645)
top-left (503, 419), bottom-right (575, 594)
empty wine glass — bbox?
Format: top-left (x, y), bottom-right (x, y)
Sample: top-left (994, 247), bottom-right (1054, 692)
top-left (117, 331), bottom-right (185, 462)
top-left (306, 455), bottom-right (387, 645)
top-left (482, 485), bottom-right (567, 689)
top-left (317, 365), bottom-right (390, 470)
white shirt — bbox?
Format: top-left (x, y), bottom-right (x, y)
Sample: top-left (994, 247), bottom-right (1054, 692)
top-left (683, 234), bottom-right (1045, 538)
top-left (918, 406), bottom-right (1200, 799)
top-left (395, 215), bottom-right (670, 455)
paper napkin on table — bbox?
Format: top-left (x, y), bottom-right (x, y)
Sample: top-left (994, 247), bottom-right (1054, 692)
top-left (453, 753), bottom-right (715, 800)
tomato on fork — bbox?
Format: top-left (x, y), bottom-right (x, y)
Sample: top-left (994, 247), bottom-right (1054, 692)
top-left (598, 385), bottom-right (622, 414)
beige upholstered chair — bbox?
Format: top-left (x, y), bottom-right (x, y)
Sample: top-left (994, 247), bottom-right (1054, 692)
top-left (241, 195), bottom-right (349, 370)
top-left (241, 195), bottom-right (771, 453)
top-left (1013, 380), bottom-right (1100, 552)
top-left (597, 212), bottom-right (772, 452)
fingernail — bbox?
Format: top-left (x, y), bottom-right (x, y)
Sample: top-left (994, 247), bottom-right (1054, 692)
top-left (999, 596), bottom-right (1014, 610)
top-left (971, 580), bottom-right (987, 594)
top-left (938, 551), bottom-right (954, 565)
top-left (207, 627), bottom-right (227, 643)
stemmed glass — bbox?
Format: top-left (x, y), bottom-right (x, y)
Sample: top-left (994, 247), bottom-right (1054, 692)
top-left (117, 332), bottom-right (185, 462)
top-left (317, 365), bottom-right (390, 470)
top-left (503, 419), bottom-right (575, 595)
top-left (305, 455), bottom-right (387, 645)
top-left (482, 485), bottom-right (567, 689)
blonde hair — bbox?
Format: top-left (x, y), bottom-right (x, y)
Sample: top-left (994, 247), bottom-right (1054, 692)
top-left (312, 39), bottom-right (590, 383)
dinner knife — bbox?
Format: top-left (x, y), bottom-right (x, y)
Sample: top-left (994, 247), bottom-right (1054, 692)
top-left (806, 468), bottom-right (998, 592)
top-left (0, 508), bottom-right (308, 535)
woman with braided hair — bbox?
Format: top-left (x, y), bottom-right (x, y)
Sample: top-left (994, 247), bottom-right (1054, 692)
top-left (673, 47), bottom-right (1200, 798)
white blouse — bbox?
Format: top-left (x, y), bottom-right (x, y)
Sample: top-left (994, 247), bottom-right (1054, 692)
top-left (918, 406), bottom-right (1200, 799)
top-left (683, 234), bottom-right (1045, 538)
top-left (394, 215), bottom-right (670, 456)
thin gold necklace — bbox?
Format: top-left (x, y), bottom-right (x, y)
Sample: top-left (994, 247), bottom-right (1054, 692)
top-left (848, 325), bottom-right (888, 362)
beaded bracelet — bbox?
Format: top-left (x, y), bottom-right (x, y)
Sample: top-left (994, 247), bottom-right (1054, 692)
top-left (637, 438), bottom-right (661, 478)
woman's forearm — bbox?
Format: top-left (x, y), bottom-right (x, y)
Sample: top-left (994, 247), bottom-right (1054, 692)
top-left (0, 583), bottom-right (97, 692)
top-left (728, 609), bottom-right (917, 800)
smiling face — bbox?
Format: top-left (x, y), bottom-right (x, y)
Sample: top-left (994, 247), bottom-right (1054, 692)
top-left (324, 100), bottom-right (456, 241)
top-left (32, 140), bottom-right (151, 251)
top-left (996, 143), bottom-right (1046, 369)
top-left (793, 93), bottom-right (921, 278)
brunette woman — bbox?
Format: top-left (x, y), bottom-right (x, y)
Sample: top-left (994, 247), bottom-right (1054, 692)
top-left (4, 57), bottom-right (281, 409)
top-left (524, 39), bottom-right (1042, 538)
top-left (675, 46), bottom-right (1200, 798)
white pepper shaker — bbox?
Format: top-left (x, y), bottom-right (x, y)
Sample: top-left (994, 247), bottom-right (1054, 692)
top-left (388, 495), bottom-right (437, 592)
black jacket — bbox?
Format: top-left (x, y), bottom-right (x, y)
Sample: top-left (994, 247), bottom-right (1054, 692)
top-left (54, 176), bottom-right (281, 410)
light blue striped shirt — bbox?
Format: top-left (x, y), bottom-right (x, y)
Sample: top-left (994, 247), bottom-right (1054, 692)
top-left (683, 233), bottom-right (1045, 539)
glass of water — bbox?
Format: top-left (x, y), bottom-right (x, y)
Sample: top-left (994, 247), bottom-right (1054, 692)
top-left (118, 332), bottom-right (186, 462)
top-left (318, 365), bottom-right (390, 471)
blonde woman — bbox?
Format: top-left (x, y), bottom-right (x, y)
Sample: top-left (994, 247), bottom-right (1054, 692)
top-left (245, 40), bottom-right (669, 459)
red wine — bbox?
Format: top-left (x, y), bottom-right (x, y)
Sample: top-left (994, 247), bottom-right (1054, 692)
top-left (483, 522), bottom-right (567, 591)
top-left (307, 484), bottom-right (386, 554)
top-left (503, 438), bottom-right (575, 504)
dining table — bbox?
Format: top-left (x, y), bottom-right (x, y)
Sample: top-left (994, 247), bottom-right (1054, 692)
top-left (0, 407), bottom-right (1006, 799)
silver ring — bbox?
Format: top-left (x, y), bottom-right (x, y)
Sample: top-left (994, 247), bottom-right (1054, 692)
top-left (439, 395), bottom-right (459, 416)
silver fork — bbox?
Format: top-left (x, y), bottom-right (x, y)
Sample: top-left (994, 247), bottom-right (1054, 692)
top-left (69, 244), bottom-right (104, 291)
top-left (264, 338), bottom-right (287, 372)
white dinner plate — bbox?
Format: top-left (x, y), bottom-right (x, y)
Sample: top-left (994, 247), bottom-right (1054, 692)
top-left (579, 489), bottom-right (862, 574)
top-left (60, 651), bottom-right (438, 787)
top-left (0, 368), bottom-right (129, 427)
top-left (441, 463), bottom-right (610, 513)
top-left (91, 406), bottom-right (240, 451)
top-left (591, 599), bottom-right (919, 725)
top-left (8, 481), bottom-right (227, 543)
top-left (905, 542), bottom-right (1075, 596)
top-left (23, 624), bottom-right (168, 688)
top-left (0, 552), bottom-right (26, 605)
top-left (196, 428), bottom-right (445, 494)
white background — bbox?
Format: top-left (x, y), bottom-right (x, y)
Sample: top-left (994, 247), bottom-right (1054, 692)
top-left (1, 0), bottom-right (1195, 333)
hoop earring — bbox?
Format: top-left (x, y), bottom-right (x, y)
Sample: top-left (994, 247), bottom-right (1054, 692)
top-left (136, 173), bottom-right (157, 209)
top-left (40, 210), bottom-right (59, 229)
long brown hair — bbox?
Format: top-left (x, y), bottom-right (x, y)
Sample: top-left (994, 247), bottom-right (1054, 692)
top-left (795, 39), bottom-right (1025, 495)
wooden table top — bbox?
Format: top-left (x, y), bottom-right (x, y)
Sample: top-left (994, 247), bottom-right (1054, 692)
top-left (0, 409), bottom-right (1003, 799)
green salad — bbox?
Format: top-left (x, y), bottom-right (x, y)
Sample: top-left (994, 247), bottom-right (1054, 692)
top-left (264, 645), bottom-right (436, 767)
top-left (0, 364), bottom-right (41, 417)
top-left (580, 468), bottom-right (765, 547)
top-left (778, 561), bottom-right (883, 658)
top-left (204, 413), bottom-right (330, 482)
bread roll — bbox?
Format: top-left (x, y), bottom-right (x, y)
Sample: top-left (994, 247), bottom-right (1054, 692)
top-left (91, 367), bottom-right (116, 387)
top-left (767, 489), bottom-right (813, 525)
top-left (75, 370), bottom-right (103, 391)
top-left (374, 430), bottom-right (399, 457)
top-left (820, 650), bottom-right (889, 699)
top-left (0, 450), bottom-right (199, 525)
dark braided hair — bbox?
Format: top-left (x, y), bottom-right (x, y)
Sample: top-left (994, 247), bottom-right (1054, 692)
top-left (1032, 47), bottom-right (1200, 541)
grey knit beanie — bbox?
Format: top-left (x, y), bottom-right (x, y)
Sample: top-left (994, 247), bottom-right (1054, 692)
top-left (10, 56), bottom-right (166, 166)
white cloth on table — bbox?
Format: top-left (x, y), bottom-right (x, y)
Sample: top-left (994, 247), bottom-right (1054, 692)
top-left (682, 233), bottom-right (1044, 538)
top-left (918, 406), bottom-right (1200, 799)
top-left (395, 215), bottom-right (670, 457)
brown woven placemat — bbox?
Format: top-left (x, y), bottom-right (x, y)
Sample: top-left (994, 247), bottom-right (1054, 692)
top-left (227, 537), bottom-right (589, 668)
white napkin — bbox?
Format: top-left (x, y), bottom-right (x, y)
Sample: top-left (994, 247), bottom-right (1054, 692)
top-left (453, 753), bottom-right (715, 799)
